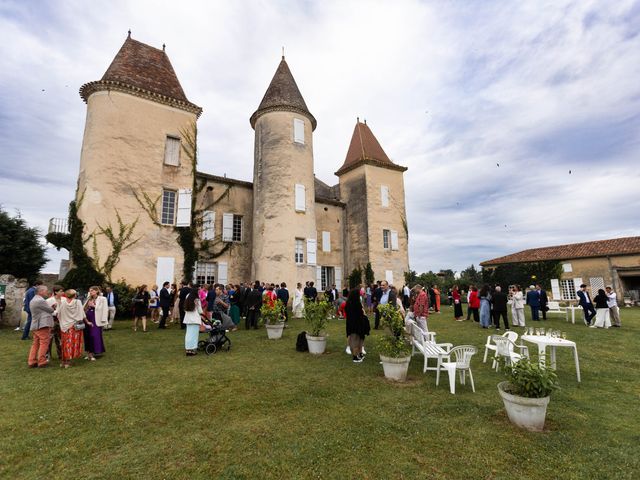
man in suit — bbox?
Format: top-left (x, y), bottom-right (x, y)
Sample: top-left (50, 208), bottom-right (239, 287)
top-left (21, 280), bottom-right (42, 339)
top-left (276, 282), bottom-right (290, 324)
top-left (492, 286), bottom-right (509, 330)
top-left (178, 281), bottom-right (192, 330)
top-left (104, 286), bottom-right (118, 330)
top-left (525, 285), bottom-right (541, 321)
top-left (27, 285), bottom-right (55, 368)
top-left (577, 284), bottom-right (596, 326)
top-left (158, 281), bottom-right (171, 329)
top-left (536, 284), bottom-right (549, 320)
top-left (307, 281), bottom-right (318, 302)
top-left (374, 280), bottom-right (397, 329)
top-left (245, 281), bottom-right (263, 330)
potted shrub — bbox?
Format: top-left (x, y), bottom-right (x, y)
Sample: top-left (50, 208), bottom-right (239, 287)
top-left (261, 299), bottom-right (285, 339)
top-left (377, 303), bottom-right (412, 382)
top-left (304, 300), bottom-right (333, 354)
top-left (497, 357), bottom-right (559, 432)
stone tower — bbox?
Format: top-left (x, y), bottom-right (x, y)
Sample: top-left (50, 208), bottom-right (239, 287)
top-left (250, 57), bottom-right (318, 285)
top-left (336, 120), bottom-right (409, 286)
top-left (77, 34), bottom-right (201, 286)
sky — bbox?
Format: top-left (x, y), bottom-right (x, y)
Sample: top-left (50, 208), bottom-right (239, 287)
top-left (1, 0), bottom-right (639, 276)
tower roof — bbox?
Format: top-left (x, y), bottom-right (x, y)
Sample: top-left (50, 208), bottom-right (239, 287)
top-left (335, 120), bottom-right (407, 176)
top-left (80, 34), bottom-right (202, 116)
top-left (250, 57), bottom-right (316, 130)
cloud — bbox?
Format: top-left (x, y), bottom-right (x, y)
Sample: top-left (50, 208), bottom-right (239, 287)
top-left (0, 0), bottom-right (639, 276)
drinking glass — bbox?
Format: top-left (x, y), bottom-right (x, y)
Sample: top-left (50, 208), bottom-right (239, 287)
top-left (561, 332), bottom-right (567, 340)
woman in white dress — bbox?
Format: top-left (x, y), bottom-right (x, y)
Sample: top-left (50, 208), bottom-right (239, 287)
top-left (591, 289), bottom-right (611, 328)
top-left (292, 283), bottom-right (305, 318)
top-left (511, 285), bottom-right (525, 327)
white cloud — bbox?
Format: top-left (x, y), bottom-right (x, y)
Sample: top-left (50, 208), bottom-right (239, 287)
top-left (0, 0), bottom-right (638, 276)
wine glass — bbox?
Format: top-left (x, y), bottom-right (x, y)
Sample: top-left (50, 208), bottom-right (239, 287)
top-left (561, 331), bottom-right (567, 340)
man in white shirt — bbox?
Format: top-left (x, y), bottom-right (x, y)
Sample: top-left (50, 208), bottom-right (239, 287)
top-left (605, 286), bottom-right (621, 328)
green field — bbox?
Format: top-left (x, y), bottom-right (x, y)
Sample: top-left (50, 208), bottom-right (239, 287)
top-left (1, 306), bottom-right (638, 479)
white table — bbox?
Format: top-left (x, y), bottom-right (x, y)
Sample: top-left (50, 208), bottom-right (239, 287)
top-left (521, 335), bottom-right (581, 382)
top-left (566, 305), bottom-right (583, 324)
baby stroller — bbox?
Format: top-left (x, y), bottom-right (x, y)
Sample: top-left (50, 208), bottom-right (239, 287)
top-left (198, 319), bottom-right (232, 355)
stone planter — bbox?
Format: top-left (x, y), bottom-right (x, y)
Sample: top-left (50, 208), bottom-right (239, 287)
top-left (498, 381), bottom-right (550, 432)
top-left (380, 355), bottom-right (411, 382)
top-left (265, 323), bottom-right (285, 340)
top-left (306, 334), bottom-right (327, 354)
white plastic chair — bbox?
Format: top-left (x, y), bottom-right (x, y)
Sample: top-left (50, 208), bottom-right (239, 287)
top-left (410, 322), bottom-right (451, 373)
top-left (483, 331), bottom-right (517, 363)
top-left (491, 335), bottom-right (529, 371)
top-left (439, 345), bottom-right (478, 394)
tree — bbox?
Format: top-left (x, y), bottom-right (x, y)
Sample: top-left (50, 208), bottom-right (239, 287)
top-left (459, 264), bottom-right (482, 289)
top-left (0, 208), bottom-right (47, 283)
top-left (364, 262), bottom-right (375, 285)
top-left (348, 266), bottom-right (362, 289)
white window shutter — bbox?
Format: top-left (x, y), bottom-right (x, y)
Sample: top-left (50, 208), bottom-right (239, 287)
top-left (295, 184), bottom-right (306, 212)
top-left (217, 262), bottom-right (228, 285)
top-left (293, 118), bottom-right (305, 144)
top-left (322, 231), bottom-right (331, 252)
top-left (385, 270), bottom-right (394, 285)
top-left (307, 239), bottom-right (317, 265)
top-left (562, 263), bottom-right (573, 273)
top-left (316, 266), bottom-right (322, 289)
top-left (573, 278), bottom-right (583, 297)
top-left (222, 213), bottom-right (234, 242)
top-left (175, 189), bottom-right (192, 227)
top-left (335, 267), bottom-right (342, 291)
top-left (155, 257), bottom-right (175, 289)
top-left (164, 137), bottom-right (180, 166)
top-left (381, 185), bottom-right (389, 207)
top-left (390, 230), bottom-right (399, 251)
top-left (202, 211), bottom-right (215, 240)
top-left (550, 279), bottom-right (561, 300)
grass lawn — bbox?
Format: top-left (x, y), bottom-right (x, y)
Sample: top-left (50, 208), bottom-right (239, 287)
top-left (1, 306), bottom-right (639, 479)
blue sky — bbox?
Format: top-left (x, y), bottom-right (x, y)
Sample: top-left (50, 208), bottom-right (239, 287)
top-left (1, 0), bottom-right (639, 276)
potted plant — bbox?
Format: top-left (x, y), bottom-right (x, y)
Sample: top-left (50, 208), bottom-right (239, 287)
top-left (304, 300), bottom-right (333, 354)
top-left (260, 299), bottom-right (285, 339)
top-left (377, 303), bottom-right (412, 382)
top-left (497, 357), bottom-right (559, 432)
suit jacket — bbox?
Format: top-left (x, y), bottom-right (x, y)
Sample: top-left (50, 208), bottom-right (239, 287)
top-left (178, 287), bottom-right (191, 307)
top-left (276, 288), bottom-right (289, 306)
top-left (24, 286), bottom-right (37, 314)
top-left (105, 291), bottom-right (118, 307)
top-left (577, 290), bottom-right (592, 307)
top-left (539, 289), bottom-right (548, 305)
top-left (526, 290), bottom-right (540, 307)
top-left (492, 292), bottom-right (508, 312)
top-left (94, 296), bottom-right (109, 327)
top-left (29, 295), bottom-right (55, 330)
top-left (246, 289), bottom-right (263, 309)
top-left (159, 287), bottom-right (172, 308)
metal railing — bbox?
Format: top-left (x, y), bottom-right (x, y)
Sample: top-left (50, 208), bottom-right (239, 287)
top-left (48, 217), bottom-right (70, 234)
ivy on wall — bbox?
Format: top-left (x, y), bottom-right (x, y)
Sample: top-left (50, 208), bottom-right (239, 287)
top-left (93, 212), bottom-right (142, 281)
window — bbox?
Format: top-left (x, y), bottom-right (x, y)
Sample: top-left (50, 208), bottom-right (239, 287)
top-left (161, 190), bottom-right (176, 225)
top-left (295, 238), bottom-right (305, 264)
top-left (196, 262), bottom-right (215, 286)
top-left (321, 266), bottom-right (335, 291)
top-left (295, 184), bottom-right (306, 212)
top-left (590, 277), bottom-right (605, 294)
top-left (381, 185), bottom-right (389, 207)
top-left (383, 229), bottom-right (390, 250)
top-left (562, 263), bottom-right (573, 273)
top-left (322, 231), bottom-right (331, 252)
top-left (232, 215), bottom-right (243, 242)
top-left (293, 118), bottom-right (305, 144)
top-left (202, 211), bottom-right (215, 240)
top-left (164, 136), bottom-right (180, 166)
top-left (222, 213), bottom-right (243, 242)
top-left (560, 279), bottom-right (575, 301)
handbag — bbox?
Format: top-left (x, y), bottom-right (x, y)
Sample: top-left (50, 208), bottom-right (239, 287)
top-left (74, 320), bottom-right (86, 330)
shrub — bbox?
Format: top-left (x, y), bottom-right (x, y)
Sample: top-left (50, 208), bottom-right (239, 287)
top-left (502, 357), bottom-right (559, 398)
top-left (377, 303), bottom-right (411, 357)
top-left (304, 300), bottom-right (333, 336)
top-left (111, 279), bottom-right (136, 319)
top-left (260, 299), bottom-right (284, 325)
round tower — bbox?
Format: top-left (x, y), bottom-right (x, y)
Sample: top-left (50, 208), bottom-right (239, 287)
top-left (250, 57), bottom-right (318, 286)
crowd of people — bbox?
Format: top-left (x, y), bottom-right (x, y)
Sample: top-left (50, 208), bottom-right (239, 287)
top-left (18, 274), bottom-right (622, 367)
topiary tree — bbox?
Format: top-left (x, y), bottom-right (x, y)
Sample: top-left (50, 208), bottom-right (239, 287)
top-left (364, 262), bottom-right (375, 285)
top-left (348, 266), bottom-right (362, 289)
top-left (0, 208), bottom-right (47, 284)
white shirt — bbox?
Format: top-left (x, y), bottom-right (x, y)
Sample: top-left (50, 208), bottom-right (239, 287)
top-left (606, 291), bottom-right (617, 308)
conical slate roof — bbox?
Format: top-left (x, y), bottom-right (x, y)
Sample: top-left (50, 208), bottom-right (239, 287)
top-left (80, 34), bottom-right (202, 116)
top-left (335, 121), bottom-right (407, 176)
top-left (250, 57), bottom-right (317, 130)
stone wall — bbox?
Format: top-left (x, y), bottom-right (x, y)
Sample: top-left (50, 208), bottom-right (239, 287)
top-left (315, 200), bottom-right (345, 287)
top-left (0, 274), bottom-right (28, 327)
